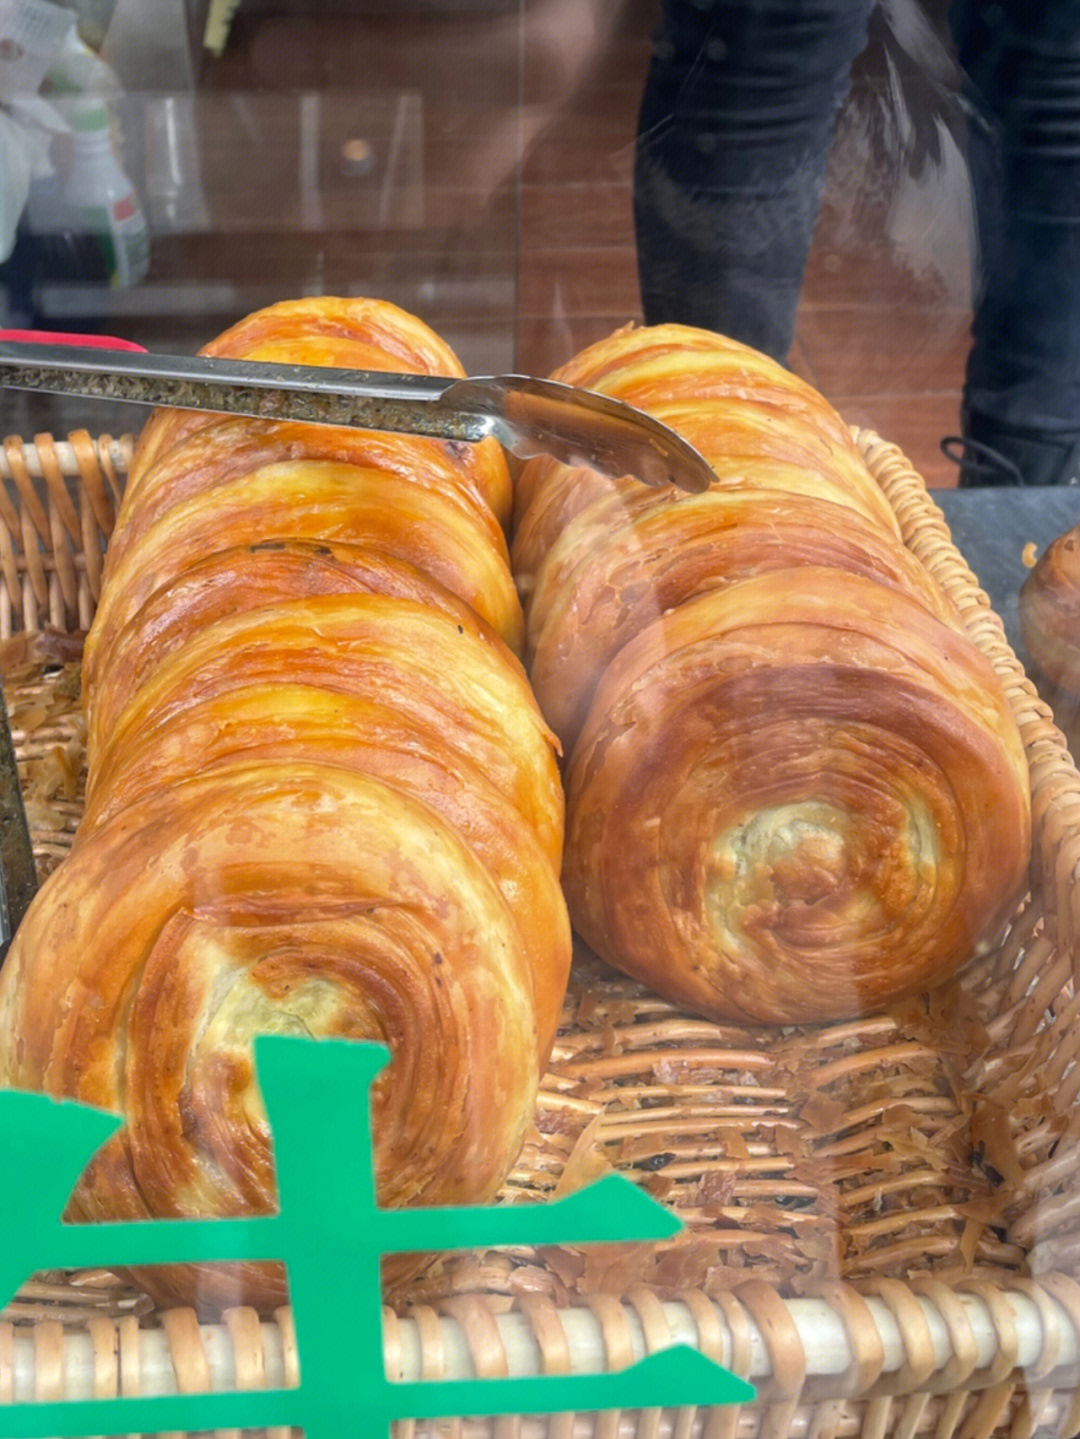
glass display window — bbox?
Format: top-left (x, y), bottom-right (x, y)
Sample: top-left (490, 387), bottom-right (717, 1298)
top-left (1, 3), bottom-right (1079, 1436)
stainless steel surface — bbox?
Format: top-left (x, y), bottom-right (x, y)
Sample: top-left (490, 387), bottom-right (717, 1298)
top-left (0, 683), bottom-right (36, 964)
top-left (0, 341), bottom-right (715, 493)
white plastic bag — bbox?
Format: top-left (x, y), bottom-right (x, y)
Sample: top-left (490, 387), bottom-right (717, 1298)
top-left (0, 110), bottom-right (33, 261)
top-left (0, 0), bottom-right (75, 101)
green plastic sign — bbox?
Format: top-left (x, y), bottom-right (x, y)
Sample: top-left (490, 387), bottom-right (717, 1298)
top-left (0, 1035), bottom-right (753, 1434)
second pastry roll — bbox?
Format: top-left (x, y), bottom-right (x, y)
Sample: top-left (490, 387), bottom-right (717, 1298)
top-left (562, 567), bottom-right (1031, 1024)
top-left (514, 322), bottom-right (1032, 1026)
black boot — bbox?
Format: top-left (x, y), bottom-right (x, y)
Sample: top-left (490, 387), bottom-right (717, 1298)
top-left (942, 423), bottom-right (1080, 487)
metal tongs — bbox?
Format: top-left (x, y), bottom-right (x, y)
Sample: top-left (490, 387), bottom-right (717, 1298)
top-left (0, 332), bottom-right (715, 494)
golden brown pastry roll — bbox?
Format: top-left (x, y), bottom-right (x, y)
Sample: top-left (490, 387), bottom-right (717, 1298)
top-left (86, 594), bottom-right (566, 876)
top-left (106, 416), bottom-right (508, 577)
top-left (511, 322), bottom-right (901, 548)
top-left (0, 296), bottom-right (570, 1317)
top-left (82, 458), bottom-right (524, 706)
top-left (512, 320), bottom-right (1029, 1026)
top-left (512, 452), bottom-right (901, 591)
top-left (561, 567), bottom-right (1031, 1025)
top-left (522, 486), bottom-right (964, 750)
top-left (79, 684), bottom-right (570, 1052)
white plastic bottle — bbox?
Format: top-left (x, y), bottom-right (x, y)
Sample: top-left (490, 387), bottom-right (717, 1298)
top-left (60, 99), bottom-right (149, 288)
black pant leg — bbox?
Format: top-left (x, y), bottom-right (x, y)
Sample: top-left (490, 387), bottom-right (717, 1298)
top-left (633, 0), bottom-right (876, 360)
top-left (951, 0), bottom-right (1080, 483)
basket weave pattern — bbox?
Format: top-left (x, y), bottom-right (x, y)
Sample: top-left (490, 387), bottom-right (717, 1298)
top-left (1, 427), bottom-right (1079, 1437)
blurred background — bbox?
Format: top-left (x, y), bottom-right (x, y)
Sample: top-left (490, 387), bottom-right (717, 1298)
top-left (1, 0), bottom-right (970, 486)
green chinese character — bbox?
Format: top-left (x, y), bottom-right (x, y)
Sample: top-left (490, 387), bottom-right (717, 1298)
top-left (0, 1036), bottom-right (753, 1435)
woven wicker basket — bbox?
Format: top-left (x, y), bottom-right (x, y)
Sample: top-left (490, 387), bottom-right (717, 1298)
top-left (1, 425), bottom-right (1080, 1438)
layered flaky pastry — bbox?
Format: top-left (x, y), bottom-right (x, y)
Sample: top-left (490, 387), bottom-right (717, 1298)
top-left (0, 297), bottom-right (570, 1314)
top-left (521, 486), bottom-right (964, 752)
top-left (85, 593), bottom-right (566, 881)
top-left (82, 540), bottom-right (472, 752)
top-left (561, 567), bottom-right (1030, 1024)
top-left (511, 324), bottom-right (901, 579)
top-left (82, 431), bottom-right (524, 708)
top-left (513, 323), bottom-right (1032, 1025)
top-left (0, 762), bottom-right (545, 1313)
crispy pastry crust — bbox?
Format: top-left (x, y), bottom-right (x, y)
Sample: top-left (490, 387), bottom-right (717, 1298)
top-left (521, 486), bottom-right (964, 751)
top-left (0, 298), bottom-right (569, 1315)
top-left (0, 763), bottom-right (541, 1312)
top-left (514, 323), bottom-right (1031, 1026)
top-left (128, 296), bottom-right (513, 526)
top-left (561, 567), bottom-right (1030, 1024)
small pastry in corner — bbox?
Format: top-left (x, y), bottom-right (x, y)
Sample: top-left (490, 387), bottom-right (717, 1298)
top-left (1020, 523), bottom-right (1080, 750)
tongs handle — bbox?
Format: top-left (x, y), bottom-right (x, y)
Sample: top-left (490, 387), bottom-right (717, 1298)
top-left (0, 329), bottom-right (148, 352)
top-left (0, 330), bottom-right (716, 492)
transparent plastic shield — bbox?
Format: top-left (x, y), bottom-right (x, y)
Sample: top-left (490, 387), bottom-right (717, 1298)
top-left (1, 2), bottom-right (1079, 1435)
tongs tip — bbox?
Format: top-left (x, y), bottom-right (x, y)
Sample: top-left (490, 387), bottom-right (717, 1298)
top-left (467, 375), bottom-right (715, 495)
